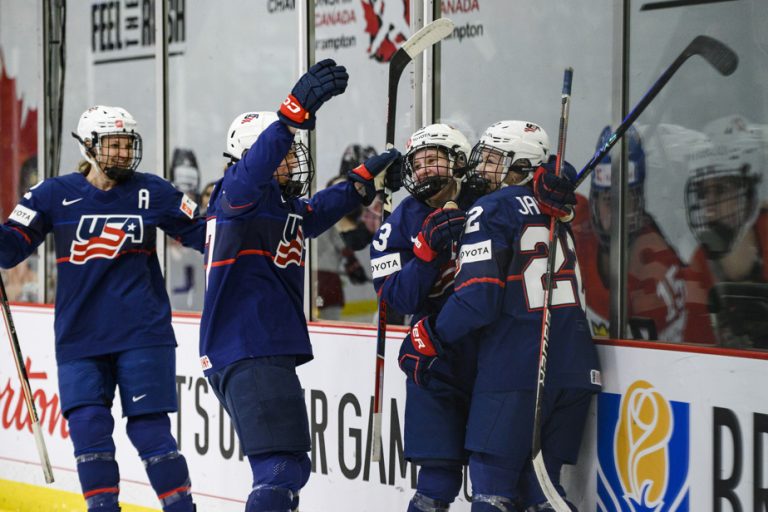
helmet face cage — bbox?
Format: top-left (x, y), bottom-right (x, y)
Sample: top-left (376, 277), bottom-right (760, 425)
top-left (279, 141), bottom-right (315, 198)
top-left (90, 131), bottom-right (143, 182)
top-left (685, 166), bottom-right (759, 258)
top-left (466, 142), bottom-right (514, 195)
top-left (403, 145), bottom-right (467, 202)
top-left (402, 124), bottom-right (471, 203)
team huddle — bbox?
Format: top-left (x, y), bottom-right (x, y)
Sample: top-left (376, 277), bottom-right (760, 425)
top-left (0, 59), bottom-right (598, 511)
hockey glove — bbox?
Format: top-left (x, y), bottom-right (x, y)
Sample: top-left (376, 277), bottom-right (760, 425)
top-left (278, 59), bottom-right (349, 130)
top-left (533, 165), bottom-right (576, 222)
top-left (409, 316), bottom-right (443, 357)
top-left (413, 207), bottom-right (466, 263)
top-left (348, 148), bottom-right (402, 206)
top-left (398, 335), bottom-right (438, 387)
top-left (383, 156), bottom-right (403, 193)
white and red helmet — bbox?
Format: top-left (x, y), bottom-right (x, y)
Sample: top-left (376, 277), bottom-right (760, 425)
top-left (467, 120), bottom-right (551, 194)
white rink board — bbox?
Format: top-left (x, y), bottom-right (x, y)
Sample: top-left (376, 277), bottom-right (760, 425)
top-left (0, 305), bottom-right (766, 511)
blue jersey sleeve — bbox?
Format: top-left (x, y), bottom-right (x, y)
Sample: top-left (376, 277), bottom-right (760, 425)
top-left (219, 120), bottom-right (294, 210)
top-left (301, 181), bottom-right (364, 238)
top-left (434, 198), bottom-right (514, 344)
top-left (370, 204), bottom-right (444, 316)
top-left (149, 176), bottom-right (206, 253)
top-left (0, 180), bottom-right (53, 268)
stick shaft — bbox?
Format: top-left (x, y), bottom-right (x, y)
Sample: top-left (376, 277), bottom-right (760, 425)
top-left (531, 68), bottom-right (573, 512)
top-left (0, 274), bottom-right (54, 483)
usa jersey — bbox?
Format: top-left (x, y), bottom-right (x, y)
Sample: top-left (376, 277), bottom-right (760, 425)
top-left (199, 121), bottom-right (364, 375)
top-left (0, 172), bottom-right (205, 364)
top-left (370, 188), bottom-right (477, 319)
top-left (434, 185), bottom-right (601, 392)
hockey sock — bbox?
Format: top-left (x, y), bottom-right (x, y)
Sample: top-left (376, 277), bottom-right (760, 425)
top-left (418, 465), bottom-right (464, 503)
top-left (408, 492), bottom-right (450, 512)
top-left (126, 414), bottom-right (194, 511)
top-left (468, 452), bottom-right (520, 510)
top-left (518, 456), bottom-right (566, 509)
top-left (246, 452), bottom-right (311, 512)
top-left (68, 405), bottom-right (121, 511)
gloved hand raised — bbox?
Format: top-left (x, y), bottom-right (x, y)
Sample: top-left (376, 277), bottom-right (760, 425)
top-left (413, 205), bottom-right (466, 262)
top-left (348, 148), bottom-right (402, 206)
top-left (532, 163), bottom-right (577, 222)
top-left (278, 59), bottom-right (349, 130)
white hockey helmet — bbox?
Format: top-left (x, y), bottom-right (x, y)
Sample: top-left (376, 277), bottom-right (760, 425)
top-left (402, 123), bottom-right (471, 202)
top-left (225, 111), bottom-right (314, 198)
top-left (467, 120), bottom-right (551, 194)
top-left (225, 111), bottom-right (279, 161)
top-left (685, 115), bottom-right (763, 258)
top-left (72, 105), bottom-right (142, 182)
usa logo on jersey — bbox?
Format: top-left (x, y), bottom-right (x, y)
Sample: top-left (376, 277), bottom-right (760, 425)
top-left (69, 215), bottom-right (144, 264)
top-left (274, 213), bottom-right (305, 268)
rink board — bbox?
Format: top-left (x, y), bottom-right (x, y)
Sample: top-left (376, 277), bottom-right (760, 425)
top-left (0, 304), bottom-right (766, 511)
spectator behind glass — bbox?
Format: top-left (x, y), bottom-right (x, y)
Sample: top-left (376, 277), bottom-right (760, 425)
top-left (169, 148), bottom-right (204, 311)
top-left (200, 181), bottom-right (216, 217)
top-left (683, 115), bottom-right (768, 348)
top-left (571, 126), bottom-right (687, 341)
top-left (316, 144), bottom-right (378, 320)
top-left (171, 148), bottom-right (201, 202)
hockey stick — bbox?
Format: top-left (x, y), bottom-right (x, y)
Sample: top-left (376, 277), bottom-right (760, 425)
top-left (532, 68), bottom-right (573, 512)
top-left (371, 17), bottom-right (455, 463)
top-left (574, 35), bottom-right (737, 187)
top-left (0, 274), bottom-right (54, 483)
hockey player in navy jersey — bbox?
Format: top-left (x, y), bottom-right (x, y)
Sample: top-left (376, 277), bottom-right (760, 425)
top-left (0, 106), bottom-right (204, 511)
top-left (198, 59), bottom-right (402, 512)
top-left (405, 120), bottom-right (600, 511)
top-left (370, 123), bottom-right (476, 511)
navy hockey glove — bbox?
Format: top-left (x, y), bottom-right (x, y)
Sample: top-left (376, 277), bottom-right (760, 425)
top-left (409, 316), bottom-right (443, 357)
top-left (533, 165), bottom-right (576, 222)
top-left (278, 59), bottom-right (349, 130)
top-left (413, 207), bottom-right (466, 262)
top-left (383, 155), bottom-right (403, 193)
top-left (398, 335), bottom-right (439, 387)
top-left (348, 148), bottom-right (402, 206)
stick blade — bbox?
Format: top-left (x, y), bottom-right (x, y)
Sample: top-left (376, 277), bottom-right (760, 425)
top-left (401, 18), bottom-right (455, 59)
top-left (687, 35), bottom-right (738, 76)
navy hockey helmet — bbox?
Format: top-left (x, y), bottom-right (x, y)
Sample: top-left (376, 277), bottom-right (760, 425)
top-left (589, 125), bottom-right (646, 246)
